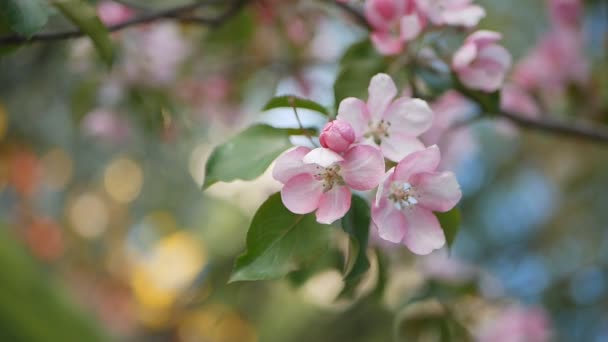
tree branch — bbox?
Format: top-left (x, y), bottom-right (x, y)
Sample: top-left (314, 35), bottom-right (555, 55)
top-left (498, 111), bottom-right (608, 143)
top-left (0, 0), bottom-right (248, 45)
top-left (327, 0), bottom-right (371, 30)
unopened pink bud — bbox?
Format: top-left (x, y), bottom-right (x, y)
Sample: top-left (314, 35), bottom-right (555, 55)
top-left (319, 120), bottom-right (355, 153)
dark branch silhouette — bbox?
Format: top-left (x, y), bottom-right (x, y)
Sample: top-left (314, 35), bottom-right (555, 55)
top-left (0, 0), bottom-right (248, 45)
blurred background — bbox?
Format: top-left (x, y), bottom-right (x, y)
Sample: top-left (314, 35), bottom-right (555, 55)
top-left (0, 0), bottom-right (607, 341)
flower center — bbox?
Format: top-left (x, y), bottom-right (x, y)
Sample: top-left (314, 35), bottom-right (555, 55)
top-left (313, 164), bottom-right (345, 192)
top-left (364, 119), bottom-right (391, 145)
top-left (388, 181), bottom-right (418, 210)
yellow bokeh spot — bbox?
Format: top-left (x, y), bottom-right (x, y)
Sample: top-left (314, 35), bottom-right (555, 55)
top-left (104, 157), bottom-right (143, 203)
top-left (41, 148), bottom-right (73, 190)
top-left (178, 305), bottom-right (258, 342)
top-left (131, 232), bottom-right (207, 316)
top-left (68, 192), bottom-right (109, 239)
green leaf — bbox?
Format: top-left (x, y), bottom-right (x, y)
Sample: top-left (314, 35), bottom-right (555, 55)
top-left (229, 193), bottom-right (331, 282)
top-left (0, 0), bottom-right (50, 37)
top-left (340, 38), bottom-right (378, 65)
top-left (452, 73), bottom-right (500, 113)
top-left (338, 194), bottom-right (371, 298)
top-left (436, 208), bottom-right (461, 249)
top-left (203, 124), bottom-right (293, 189)
top-left (334, 59), bottom-right (387, 109)
top-left (54, 0), bottom-right (114, 65)
top-left (263, 95), bottom-right (330, 116)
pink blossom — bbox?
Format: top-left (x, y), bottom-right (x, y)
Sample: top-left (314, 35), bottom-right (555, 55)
top-left (416, 0), bottom-right (486, 28)
top-left (512, 28), bottom-right (588, 91)
top-left (365, 0), bottom-right (424, 55)
top-left (81, 108), bottom-right (131, 143)
top-left (319, 120), bottom-right (356, 153)
top-left (96, 1), bottom-right (134, 26)
top-left (478, 306), bottom-right (552, 342)
top-left (548, 0), bottom-right (582, 29)
top-left (337, 73), bottom-right (434, 162)
top-left (421, 91), bottom-right (477, 169)
top-left (452, 30), bottom-right (512, 92)
top-left (121, 23), bottom-right (191, 86)
top-left (500, 83), bottom-right (540, 118)
top-left (372, 146), bottom-right (462, 255)
top-left (273, 145), bottom-right (385, 224)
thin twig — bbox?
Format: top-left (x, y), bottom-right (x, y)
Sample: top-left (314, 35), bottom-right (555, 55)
top-left (498, 111), bottom-right (608, 143)
top-left (290, 101), bottom-right (319, 147)
top-left (0, 0), bottom-right (247, 45)
top-left (327, 0), bottom-right (370, 30)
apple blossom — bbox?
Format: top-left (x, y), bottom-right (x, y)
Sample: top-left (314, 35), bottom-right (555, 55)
top-left (548, 0), bottom-right (582, 29)
top-left (500, 83), bottom-right (540, 118)
top-left (365, 0), bottom-right (423, 55)
top-left (273, 145), bottom-right (385, 224)
top-left (319, 120), bottom-right (356, 153)
top-left (96, 1), bottom-right (134, 26)
top-left (452, 30), bottom-right (512, 92)
top-left (478, 306), bottom-right (552, 342)
top-left (416, 0), bottom-right (486, 28)
top-left (337, 73), bottom-right (434, 162)
top-left (372, 145), bottom-right (462, 255)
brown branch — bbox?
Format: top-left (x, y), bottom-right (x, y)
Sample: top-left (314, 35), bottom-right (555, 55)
top-left (0, 0), bottom-right (248, 45)
top-left (498, 111), bottom-right (608, 143)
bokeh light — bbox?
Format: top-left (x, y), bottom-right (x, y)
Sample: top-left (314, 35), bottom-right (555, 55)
top-left (104, 157), bottom-right (143, 203)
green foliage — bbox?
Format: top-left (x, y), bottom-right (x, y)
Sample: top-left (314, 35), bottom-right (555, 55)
top-left (263, 95), bottom-right (329, 117)
top-left (203, 124), bottom-right (293, 189)
top-left (0, 228), bottom-right (106, 342)
top-left (339, 194), bottom-right (371, 298)
top-left (0, 0), bottom-right (50, 37)
top-left (54, 0), bottom-right (114, 66)
top-left (334, 39), bottom-right (388, 108)
top-left (436, 208), bottom-right (461, 249)
top-left (229, 193), bottom-right (331, 282)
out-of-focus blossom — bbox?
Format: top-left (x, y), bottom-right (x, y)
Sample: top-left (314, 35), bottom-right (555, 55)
top-left (418, 249), bottom-right (477, 283)
top-left (97, 1), bottom-right (135, 26)
top-left (9, 149), bottom-right (40, 197)
top-left (319, 120), bottom-right (356, 153)
top-left (421, 91), bottom-right (477, 169)
top-left (416, 0), bottom-right (486, 28)
top-left (513, 28), bottom-right (588, 91)
top-left (477, 306), bottom-right (552, 342)
top-left (365, 0), bottom-right (423, 55)
top-left (24, 218), bottom-right (64, 261)
top-left (548, 0), bottom-right (583, 29)
top-left (453, 30), bottom-right (512, 92)
top-left (81, 108), bottom-right (131, 143)
top-left (273, 145), bottom-right (385, 224)
top-left (500, 83), bottom-right (541, 118)
top-left (337, 73), bottom-right (434, 161)
top-left (372, 146), bottom-right (462, 255)
top-left (121, 23), bottom-right (191, 86)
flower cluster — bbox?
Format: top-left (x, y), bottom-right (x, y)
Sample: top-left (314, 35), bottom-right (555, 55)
top-left (364, 0), bottom-right (511, 93)
top-left (273, 74), bottom-right (462, 255)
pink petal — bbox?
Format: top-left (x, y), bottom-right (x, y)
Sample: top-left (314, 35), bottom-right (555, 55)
top-left (337, 97), bottom-right (371, 139)
top-left (303, 147), bottom-right (344, 167)
top-left (442, 5), bottom-right (486, 27)
top-left (367, 73), bottom-right (397, 120)
top-left (341, 144), bottom-right (386, 191)
top-left (372, 197), bottom-right (407, 243)
top-left (316, 186), bottom-right (352, 224)
top-left (452, 42), bottom-right (477, 70)
top-left (402, 206), bottom-right (445, 255)
top-left (411, 171), bottom-right (462, 212)
top-left (375, 167), bottom-right (395, 207)
top-left (272, 146), bottom-right (313, 184)
top-left (370, 32), bottom-right (404, 56)
top-left (383, 98), bottom-right (434, 136)
top-left (400, 13), bottom-right (423, 41)
top-left (281, 173), bottom-right (323, 214)
top-left (466, 30), bottom-right (502, 48)
top-left (381, 134), bottom-right (426, 162)
top-left (365, 0), bottom-right (404, 30)
top-left (394, 145), bottom-right (441, 181)
top-left (478, 44), bottom-right (512, 70)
